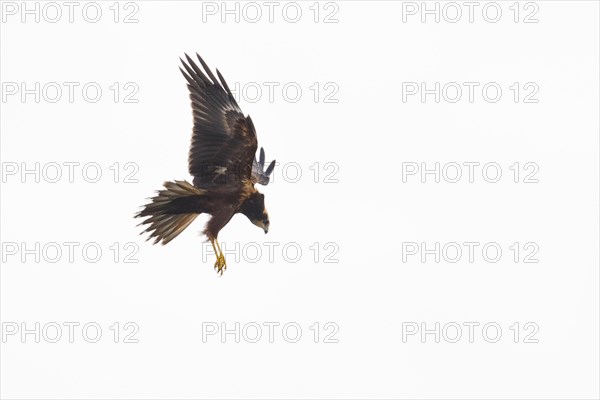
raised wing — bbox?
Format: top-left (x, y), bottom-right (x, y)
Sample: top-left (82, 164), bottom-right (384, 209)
top-left (179, 53), bottom-right (257, 188)
top-left (251, 147), bottom-right (276, 185)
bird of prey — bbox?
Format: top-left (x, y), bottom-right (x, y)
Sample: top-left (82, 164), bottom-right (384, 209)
top-left (135, 53), bottom-right (276, 275)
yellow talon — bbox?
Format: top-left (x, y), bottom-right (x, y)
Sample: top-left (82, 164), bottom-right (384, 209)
top-left (211, 239), bottom-right (227, 275)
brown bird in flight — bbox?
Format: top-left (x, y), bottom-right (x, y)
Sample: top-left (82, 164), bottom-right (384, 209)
top-left (135, 53), bottom-right (276, 275)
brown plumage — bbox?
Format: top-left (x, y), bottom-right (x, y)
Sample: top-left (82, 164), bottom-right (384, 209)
top-left (135, 53), bottom-right (276, 274)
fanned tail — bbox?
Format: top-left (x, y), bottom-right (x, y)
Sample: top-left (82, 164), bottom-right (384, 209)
top-left (135, 180), bottom-right (206, 245)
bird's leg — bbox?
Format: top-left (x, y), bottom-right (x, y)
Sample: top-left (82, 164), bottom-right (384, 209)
top-left (215, 240), bottom-right (227, 274)
top-left (210, 239), bottom-right (219, 266)
top-left (210, 238), bottom-right (227, 275)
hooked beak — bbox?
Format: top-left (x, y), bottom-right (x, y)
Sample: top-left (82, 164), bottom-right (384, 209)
top-left (253, 219), bottom-right (269, 234)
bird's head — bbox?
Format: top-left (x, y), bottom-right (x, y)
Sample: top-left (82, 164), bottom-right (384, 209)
top-left (239, 191), bottom-right (270, 234)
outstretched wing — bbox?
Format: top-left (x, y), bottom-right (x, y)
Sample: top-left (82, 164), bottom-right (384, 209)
top-left (251, 147), bottom-right (276, 185)
top-left (179, 53), bottom-right (257, 188)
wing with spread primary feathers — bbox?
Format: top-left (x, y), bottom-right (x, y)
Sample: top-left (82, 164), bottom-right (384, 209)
top-left (179, 53), bottom-right (257, 188)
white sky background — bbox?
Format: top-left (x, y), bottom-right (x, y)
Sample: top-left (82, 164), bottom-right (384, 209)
top-left (0, 1), bottom-right (599, 399)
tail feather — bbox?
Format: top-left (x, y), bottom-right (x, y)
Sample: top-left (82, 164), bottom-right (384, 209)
top-left (135, 180), bottom-right (206, 245)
